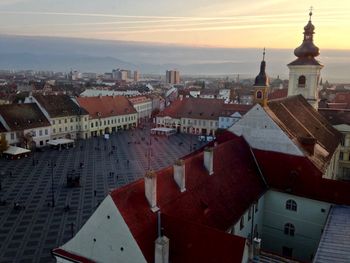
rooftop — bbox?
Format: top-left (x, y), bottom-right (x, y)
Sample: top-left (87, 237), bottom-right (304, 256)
top-left (314, 205), bottom-right (350, 263)
top-left (0, 103), bottom-right (51, 130)
top-left (158, 98), bottom-right (225, 120)
top-left (266, 95), bottom-right (342, 172)
top-left (77, 96), bottom-right (137, 119)
top-left (33, 94), bottom-right (88, 118)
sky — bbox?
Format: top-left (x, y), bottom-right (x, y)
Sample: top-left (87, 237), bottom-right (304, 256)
top-left (0, 0), bottom-right (349, 49)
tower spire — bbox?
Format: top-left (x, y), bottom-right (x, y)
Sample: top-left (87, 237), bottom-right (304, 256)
top-left (262, 47), bottom-right (266, 61)
top-left (254, 49), bottom-right (269, 87)
top-left (309, 6), bottom-right (313, 21)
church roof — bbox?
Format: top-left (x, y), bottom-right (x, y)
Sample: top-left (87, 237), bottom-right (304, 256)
top-left (288, 11), bottom-right (322, 66)
top-left (254, 49), bottom-right (269, 87)
top-left (266, 95), bottom-right (342, 172)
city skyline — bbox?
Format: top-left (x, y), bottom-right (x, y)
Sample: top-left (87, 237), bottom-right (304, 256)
top-left (0, 0), bottom-right (349, 49)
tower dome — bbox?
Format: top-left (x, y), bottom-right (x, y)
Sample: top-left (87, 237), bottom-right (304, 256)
top-left (254, 48), bottom-right (269, 87)
top-left (294, 11), bottom-right (319, 59)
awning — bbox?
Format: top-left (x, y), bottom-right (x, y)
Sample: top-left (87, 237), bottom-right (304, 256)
top-left (47, 139), bottom-right (74, 146)
top-left (3, 146), bottom-right (31, 156)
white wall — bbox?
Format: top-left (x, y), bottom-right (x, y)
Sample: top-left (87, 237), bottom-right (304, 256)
top-left (262, 190), bottom-right (330, 261)
top-left (229, 104), bottom-right (303, 156)
top-left (57, 195), bottom-right (147, 263)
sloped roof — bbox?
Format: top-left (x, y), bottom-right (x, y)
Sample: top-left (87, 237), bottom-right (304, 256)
top-left (162, 214), bottom-right (246, 263)
top-left (77, 96), bottom-right (137, 119)
top-left (33, 94), bottom-right (88, 118)
top-left (268, 88), bottom-right (288, 100)
top-left (318, 109), bottom-right (350, 126)
top-left (158, 98), bottom-right (225, 120)
top-left (128, 96), bottom-right (151, 105)
top-left (0, 103), bottom-right (51, 130)
top-left (220, 103), bottom-right (253, 117)
top-left (253, 149), bottom-right (350, 206)
top-left (111, 136), bottom-right (266, 262)
top-left (266, 95), bottom-right (342, 172)
top-left (314, 205), bottom-right (350, 263)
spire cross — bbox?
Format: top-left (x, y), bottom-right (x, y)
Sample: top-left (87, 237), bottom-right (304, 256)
top-left (262, 48), bottom-right (266, 61)
top-left (309, 6), bottom-right (313, 20)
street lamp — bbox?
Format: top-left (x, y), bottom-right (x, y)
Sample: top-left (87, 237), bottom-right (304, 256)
top-left (48, 160), bottom-right (56, 207)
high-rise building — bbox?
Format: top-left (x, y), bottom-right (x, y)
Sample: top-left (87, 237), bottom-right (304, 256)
top-left (166, 70), bottom-right (180, 84)
top-left (134, 70), bottom-right (140, 82)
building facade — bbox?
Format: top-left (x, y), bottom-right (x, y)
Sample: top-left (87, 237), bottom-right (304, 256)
top-left (76, 96), bottom-right (137, 137)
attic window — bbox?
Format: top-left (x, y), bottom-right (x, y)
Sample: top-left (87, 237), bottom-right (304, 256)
top-left (97, 112), bottom-right (101, 117)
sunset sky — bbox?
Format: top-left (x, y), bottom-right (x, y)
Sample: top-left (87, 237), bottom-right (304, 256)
top-left (0, 0), bottom-right (349, 49)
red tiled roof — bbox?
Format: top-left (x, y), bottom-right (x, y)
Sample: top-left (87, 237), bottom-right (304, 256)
top-left (268, 88), bottom-right (288, 100)
top-left (0, 103), bottom-right (51, 130)
top-left (266, 95), bottom-right (342, 172)
top-left (162, 213), bottom-right (246, 263)
top-left (111, 136), bottom-right (266, 262)
top-left (128, 96), bottom-right (151, 105)
top-left (33, 94), bottom-right (88, 118)
top-left (221, 103), bottom-right (253, 116)
top-left (77, 96), bottom-right (137, 119)
top-left (318, 108), bottom-right (350, 126)
top-left (254, 149), bottom-right (350, 206)
top-left (158, 98), bottom-right (225, 120)
top-left (332, 92), bottom-right (350, 108)
top-left (52, 248), bottom-right (95, 263)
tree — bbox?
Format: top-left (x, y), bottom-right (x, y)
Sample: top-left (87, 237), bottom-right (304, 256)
top-left (0, 134), bottom-right (8, 154)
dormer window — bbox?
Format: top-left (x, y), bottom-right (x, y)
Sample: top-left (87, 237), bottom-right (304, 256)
top-left (298, 75), bottom-right (306, 88)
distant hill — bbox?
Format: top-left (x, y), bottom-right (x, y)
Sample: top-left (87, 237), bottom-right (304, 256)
top-left (0, 35), bottom-right (349, 82)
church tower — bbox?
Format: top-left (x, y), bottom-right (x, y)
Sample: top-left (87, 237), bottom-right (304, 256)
top-left (253, 48), bottom-right (269, 106)
top-left (287, 10), bottom-right (323, 110)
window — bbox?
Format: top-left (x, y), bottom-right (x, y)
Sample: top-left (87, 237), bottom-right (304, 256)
top-left (71, 126), bottom-right (73, 131)
top-left (284, 223), bottom-right (295, 236)
top-left (53, 128), bottom-right (56, 133)
top-left (240, 216), bottom-right (244, 230)
top-left (45, 129), bottom-right (48, 135)
top-left (32, 131), bottom-right (36, 137)
top-left (11, 133), bottom-right (15, 140)
top-left (256, 90), bottom-right (263, 99)
top-left (65, 127), bottom-right (68, 131)
top-left (298, 75), bottom-right (306, 87)
top-left (58, 120), bottom-right (61, 124)
top-left (70, 118), bottom-right (73, 123)
top-left (286, 199), bottom-right (297, 211)
top-left (340, 152), bottom-right (344, 160)
top-left (65, 119), bottom-right (67, 123)
top-left (39, 130), bottom-right (43, 136)
top-left (52, 120), bottom-right (55, 125)
top-left (91, 123), bottom-right (94, 128)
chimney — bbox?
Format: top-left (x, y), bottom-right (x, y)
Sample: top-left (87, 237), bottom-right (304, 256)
top-left (173, 159), bottom-right (186, 192)
top-left (204, 147), bottom-right (214, 175)
top-left (155, 211), bottom-right (169, 263)
top-left (144, 170), bottom-right (159, 212)
top-left (298, 136), bottom-right (317, 155)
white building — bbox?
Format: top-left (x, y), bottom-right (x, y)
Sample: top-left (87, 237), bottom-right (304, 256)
top-left (25, 94), bottom-right (90, 140)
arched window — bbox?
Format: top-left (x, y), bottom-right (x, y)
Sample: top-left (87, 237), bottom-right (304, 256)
top-left (298, 76), bottom-right (306, 87)
top-left (284, 223), bottom-right (295, 236)
top-left (256, 90), bottom-right (263, 99)
top-left (286, 199), bottom-right (297, 211)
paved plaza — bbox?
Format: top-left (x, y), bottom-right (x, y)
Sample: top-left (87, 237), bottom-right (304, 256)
top-left (0, 127), bottom-right (204, 262)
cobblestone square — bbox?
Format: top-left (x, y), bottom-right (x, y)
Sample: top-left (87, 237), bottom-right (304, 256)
top-left (0, 127), bottom-right (204, 262)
